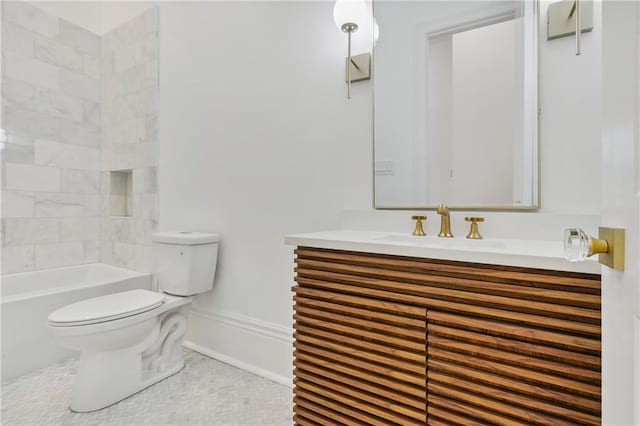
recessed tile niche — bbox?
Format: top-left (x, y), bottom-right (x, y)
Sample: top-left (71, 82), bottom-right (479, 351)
top-left (110, 170), bottom-right (133, 217)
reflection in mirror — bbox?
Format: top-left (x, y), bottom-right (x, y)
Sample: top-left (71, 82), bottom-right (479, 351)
top-left (374, 1), bottom-right (538, 209)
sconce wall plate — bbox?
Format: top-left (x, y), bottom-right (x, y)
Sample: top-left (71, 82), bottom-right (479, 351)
top-left (345, 53), bottom-right (371, 83)
top-left (598, 226), bottom-right (625, 271)
top-left (547, 0), bottom-right (593, 40)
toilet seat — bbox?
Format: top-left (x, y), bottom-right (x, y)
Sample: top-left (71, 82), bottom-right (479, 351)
top-left (48, 289), bottom-right (165, 327)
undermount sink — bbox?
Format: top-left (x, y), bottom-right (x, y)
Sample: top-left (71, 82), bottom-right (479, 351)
top-left (373, 234), bottom-right (508, 251)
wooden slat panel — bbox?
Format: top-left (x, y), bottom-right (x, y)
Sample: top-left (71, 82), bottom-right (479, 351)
top-left (294, 304), bottom-right (426, 340)
top-left (427, 405), bottom-right (487, 426)
top-left (294, 313), bottom-right (425, 352)
top-left (293, 364), bottom-right (424, 410)
top-left (293, 338), bottom-right (426, 375)
top-left (295, 248), bottom-right (601, 292)
top-left (429, 346), bottom-right (600, 399)
top-left (294, 358), bottom-right (426, 400)
top-left (429, 335), bottom-right (600, 383)
top-left (429, 371), bottom-right (599, 426)
top-left (427, 310), bottom-right (600, 353)
top-left (428, 322), bottom-right (600, 369)
top-left (294, 397), bottom-right (367, 426)
top-left (292, 247), bottom-right (601, 424)
top-left (428, 393), bottom-right (528, 426)
top-left (293, 285), bottom-right (427, 316)
top-left (296, 265), bottom-right (600, 322)
top-left (295, 382), bottom-right (424, 426)
top-left (295, 372), bottom-right (426, 422)
top-left (295, 332), bottom-right (424, 374)
top-left (296, 277), bottom-right (600, 337)
top-left (294, 294), bottom-right (426, 328)
top-left (294, 326), bottom-right (425, 363)
top-left (427, 358), bottom-right (600, 413)
top-left (296, 257), bottom-right (601, 309)
top-left (429, 380), bottom-right (574, 426)
top-left (294, 345), bottom-right (425, 388)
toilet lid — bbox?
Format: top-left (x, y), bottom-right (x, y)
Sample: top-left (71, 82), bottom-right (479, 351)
top-left (48, 289), bottom-right (165, 326)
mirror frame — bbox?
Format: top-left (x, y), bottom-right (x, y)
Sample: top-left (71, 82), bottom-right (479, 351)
top-left (372, 0), bottom-right (540, 211)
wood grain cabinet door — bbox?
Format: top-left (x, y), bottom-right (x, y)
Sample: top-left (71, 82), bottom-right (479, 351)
top-left (292, 247), bottom-right (601, 426)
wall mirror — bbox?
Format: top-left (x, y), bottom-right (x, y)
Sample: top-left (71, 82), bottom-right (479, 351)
top-left (373, 1), bottom-right (538, 210)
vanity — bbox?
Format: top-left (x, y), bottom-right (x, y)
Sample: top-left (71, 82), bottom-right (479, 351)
top-left (286, 231), bottom-right (601, 425)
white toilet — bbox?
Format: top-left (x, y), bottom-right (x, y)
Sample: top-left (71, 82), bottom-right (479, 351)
top-left (48, 231), bottom-right (219, 412)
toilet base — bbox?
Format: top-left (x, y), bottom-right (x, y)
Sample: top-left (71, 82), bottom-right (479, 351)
top-left (70, 359), bottom-right (184, 413)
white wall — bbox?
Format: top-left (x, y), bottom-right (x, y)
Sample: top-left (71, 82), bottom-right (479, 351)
top-left (158, 1), bottom-right (371, 381)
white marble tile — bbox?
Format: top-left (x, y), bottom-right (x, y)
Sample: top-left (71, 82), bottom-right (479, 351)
top-left (3, 108), bottom-right (61, 140)
top-left (83, 53), bottom-right (99, 79)
top-left (1, 143), bottom-right (35, 164)
top-left (133, 219), bottom-right (156, 244)
top-left (102, 218), bottom-right (133, 242)
top-left (102, 7), bottom-right (158, 51)
top-left (59, 68), bottom-right (99, 102)
top-left (123, 118), bottom-right (146, 144)
top-left (35, 193), bottom-right (84, 217)
top-left (83, 240), bottom-right (99, 263)
top-left (4, 163), bottom-right (60, 192)
top-left (59, 119), bottom-right (100, 147)
top-left (4, 51), bottom-right (59, 90)
top-left (1, 191), bottom-right (35, 218)
top-left (56, 20), bottom-right (100, 57)
top-left (114, 34), bottom-right (157, 73)
top-left (109, 194), bottom-right (128, 217)
top-left (35, 87), bottom-right (85, 122)
top-left (1, 245), bottom-right (35, 274)
top-left (1, 21), bottom-right (35, 56)
top-left (83, 101), bottom-right (100, 128)
top-left (3, 218), bottom-right (60, 245)
top-left (2, 78), bottom-right (36, 109)
top-left (112, 241), bottom-right (136, 269)
top-left (132, 167), bottom-right (157, 194)
top-left (34, 34), bottom-right (83, 73)
top-left (110, 142), bottom-right (157, 170)
top-left (35, 241), bottom-right (83, 270)
top-left (0, 350), bottom-right (293, 425)
top-left (60, 217), bottom-right (99, 242)
top-left (133, 194), bottom-right (157, 221)
top-left (84, 194), bottom-right (100, 217)
top-left (134, 244), bottom-right (153, 272)
top-left (3, 1), bottom-right (60, 39)
top-left (61, 169), bottom-right (100, 193)
top-left (34, 139), bottom-right (99, 170)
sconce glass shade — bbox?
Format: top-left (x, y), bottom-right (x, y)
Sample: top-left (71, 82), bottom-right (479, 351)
top-left (333, 0), bottom-right (368, 31)
top-left (373, 17), bottom-right (379, 45)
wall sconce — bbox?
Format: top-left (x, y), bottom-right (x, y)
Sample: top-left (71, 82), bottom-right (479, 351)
top-left (333, 0), bottom-right (374, 99)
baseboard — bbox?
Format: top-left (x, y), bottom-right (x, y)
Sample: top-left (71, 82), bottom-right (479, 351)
top-left (185, 307), bottom-right (294, 388)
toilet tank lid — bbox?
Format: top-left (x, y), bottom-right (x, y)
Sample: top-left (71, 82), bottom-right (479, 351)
top-left (152, 231), bottom-right (219, 245)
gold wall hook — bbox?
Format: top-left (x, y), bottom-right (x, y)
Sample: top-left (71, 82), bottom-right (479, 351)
top-left (465, 217), bottom-right (485, 239)
top-left (411, 215), bottom-right (426, 236)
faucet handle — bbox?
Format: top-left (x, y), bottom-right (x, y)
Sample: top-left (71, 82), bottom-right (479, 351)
top-left (465, 217), bottom-right (485, 239)
top-left (411, 215), bottom-right (427, 236)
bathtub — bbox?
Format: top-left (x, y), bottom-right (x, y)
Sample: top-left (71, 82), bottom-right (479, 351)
top-left (1, 263), bottom-right (152, 382)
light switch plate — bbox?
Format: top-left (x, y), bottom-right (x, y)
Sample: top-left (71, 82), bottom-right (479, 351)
top-left (548, 0), bottom-right (593, 40)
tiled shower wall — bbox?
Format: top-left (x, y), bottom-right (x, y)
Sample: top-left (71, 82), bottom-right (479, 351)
top-left (1, 2), bottom-right (159, 274)
top-left (99, 8), bottom-right (159, 272)
top-left (1, 1), bottom-right (101, 273)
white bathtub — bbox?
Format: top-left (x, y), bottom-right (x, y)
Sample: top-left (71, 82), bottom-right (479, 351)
top-left (1, 263), bottom-right (152, 382)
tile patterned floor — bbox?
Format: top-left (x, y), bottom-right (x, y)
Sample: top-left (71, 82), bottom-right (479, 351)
top-left (1, 350), bottom-right (293, 426)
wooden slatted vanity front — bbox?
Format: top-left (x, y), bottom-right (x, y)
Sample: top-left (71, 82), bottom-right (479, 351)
top-left (291, 247), bottom-right (601, 426)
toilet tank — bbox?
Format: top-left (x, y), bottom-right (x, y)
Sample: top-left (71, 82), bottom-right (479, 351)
top-left (152, 232), bottom-right (219, 296)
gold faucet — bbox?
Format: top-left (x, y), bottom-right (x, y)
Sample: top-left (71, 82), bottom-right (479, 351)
top-left (411, 215), bottom-right (426, 236)
top-left (436, 204), bottom-right (453, 237)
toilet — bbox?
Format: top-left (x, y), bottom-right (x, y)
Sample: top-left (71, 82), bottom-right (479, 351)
top-left (48, 231), bottom-right (219, 412)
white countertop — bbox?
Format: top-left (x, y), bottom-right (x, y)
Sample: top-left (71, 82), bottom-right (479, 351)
top-left (285, 230), bottom-right (601, 274)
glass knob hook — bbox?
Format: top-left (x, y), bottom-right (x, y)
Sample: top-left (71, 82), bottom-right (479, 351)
top-left (564, 228), bottom-right (609, 262)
